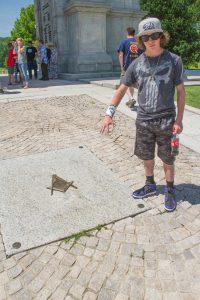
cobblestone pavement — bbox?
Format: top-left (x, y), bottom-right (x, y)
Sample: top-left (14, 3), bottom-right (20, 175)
top-left (0, 94), bottom-right (200, 300)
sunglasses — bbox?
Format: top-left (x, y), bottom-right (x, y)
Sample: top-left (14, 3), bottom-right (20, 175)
top-left (141, 32), bottom-right (162, 42)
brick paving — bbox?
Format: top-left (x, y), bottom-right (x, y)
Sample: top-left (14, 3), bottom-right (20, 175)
top-left (0, 94), bottom-right (200, 300)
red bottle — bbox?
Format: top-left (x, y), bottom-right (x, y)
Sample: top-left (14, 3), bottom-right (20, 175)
top-left (171, 131), bottom-right (179, 156)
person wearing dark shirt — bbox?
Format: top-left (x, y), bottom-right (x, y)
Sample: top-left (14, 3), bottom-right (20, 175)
top-left (117, 27), bottom-right (142, 109)
top-left (101, 18), bottom-right (185, 212)
top-left (26, 41), bottom-right (38, 79)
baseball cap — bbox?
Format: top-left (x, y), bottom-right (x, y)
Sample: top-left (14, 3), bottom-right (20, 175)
top-left (137, 18), bottom-right (163, 37)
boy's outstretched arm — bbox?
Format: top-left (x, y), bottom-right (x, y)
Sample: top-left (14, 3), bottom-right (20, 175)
top-left (100, 84), bottom-right (128, 134)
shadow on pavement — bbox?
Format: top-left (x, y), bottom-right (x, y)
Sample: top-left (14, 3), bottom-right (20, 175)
top-left (157, 183), bottom-right (200, 205)
top-left (0, 75), bottom-right (87, 90)
top-left (0, 91), bottom-right (21, 95)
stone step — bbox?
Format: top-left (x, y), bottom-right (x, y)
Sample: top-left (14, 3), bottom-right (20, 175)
top-left (59, 72), bottom-right (120, 81)
top-left (79, 78), bottom-right (120, 89)
top-left (58, 73), bottom-right (200, 88)
top-left (185, 75), bottom-right (200, 81)
top-left (185, 69), bottom-right (200, 76)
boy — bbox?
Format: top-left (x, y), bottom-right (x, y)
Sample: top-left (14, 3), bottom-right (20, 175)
top-left (100, 18), bottom-right (185, 212)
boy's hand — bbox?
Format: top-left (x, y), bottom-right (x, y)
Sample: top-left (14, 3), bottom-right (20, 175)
top-left (100, 116), bottom-right (115, 134)
top-left (173, 120), bottom-right (183, 134)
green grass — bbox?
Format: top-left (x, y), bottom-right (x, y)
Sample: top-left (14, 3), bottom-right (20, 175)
top-left (185, 86), bottom-right (200, 109)
top-left (188, 63), bottom-right (200, 70)
top-left (0, 67), bottom-right (7, 74)
top-left (64, 224), bottom-right (108, 245)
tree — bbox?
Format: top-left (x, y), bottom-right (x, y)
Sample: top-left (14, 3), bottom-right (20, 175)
top-left (0, 37), bottom-right (10, 67)
top-left (140, 0), bottom-right (200, 67)
top-left (11, 4), bottom-right (36, 44)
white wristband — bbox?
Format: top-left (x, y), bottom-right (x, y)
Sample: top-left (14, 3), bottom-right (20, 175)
top-left (105, 105), bottom-right (117, 118)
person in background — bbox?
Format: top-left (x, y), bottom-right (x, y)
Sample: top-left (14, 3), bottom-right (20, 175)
top-left (46, 44), bottom-right (52, 77)
top-left (6, 42), bottom-right (16, 85)
top-left (0, 73), bottom-right (4, 93)
top-left (14, 57), bottom-right (23, 84)
top-left (101, 18), bottom-right (185, 212)
top-left (117, 27), bottom-right (142, 109)
top-left (15, 38), bottom-right (29, 88)
top-left (49, 43), bottom-right (58, 79)
top-left (38, 40), bottom-right (49, 80)
top-left (26, 41), bottom-right (38, 80)
top-left (13, 40), bottom-right (22, 84)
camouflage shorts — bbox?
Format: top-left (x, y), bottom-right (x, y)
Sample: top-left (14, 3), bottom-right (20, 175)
top-left (134, 115), bottom-right (175, 165)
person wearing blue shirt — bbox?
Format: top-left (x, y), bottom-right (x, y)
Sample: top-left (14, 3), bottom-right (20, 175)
top-left (117, 27), bottom-right (142, 109)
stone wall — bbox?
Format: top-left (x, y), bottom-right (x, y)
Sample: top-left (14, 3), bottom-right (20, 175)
top-left (34, 0), bottom-right (145, 75)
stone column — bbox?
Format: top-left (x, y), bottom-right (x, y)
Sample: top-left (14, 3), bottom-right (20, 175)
top-left (51, 0), bottom-right (69, 72)
top-left (34, 0), bottom-right (43, 39)
top-left (107, 0), bottom-right (146, 72)
top-left (64, 0), bottom-right (113, 74)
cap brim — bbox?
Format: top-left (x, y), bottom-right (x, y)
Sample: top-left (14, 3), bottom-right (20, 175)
top-left (137, 29), bottom-right (163, 37)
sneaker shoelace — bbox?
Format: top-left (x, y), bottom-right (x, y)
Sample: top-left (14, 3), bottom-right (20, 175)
top-left (142, 184), bottom-right (153, 194)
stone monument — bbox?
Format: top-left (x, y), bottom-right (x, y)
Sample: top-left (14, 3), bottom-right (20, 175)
top-left (34, 0), bottom-right (145, 79)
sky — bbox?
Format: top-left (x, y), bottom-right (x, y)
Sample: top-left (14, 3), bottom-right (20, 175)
top-left (0, 0), bottom-right (33, 37)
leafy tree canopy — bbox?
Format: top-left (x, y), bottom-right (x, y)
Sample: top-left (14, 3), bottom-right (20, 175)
top-left (140, 0), bottom-right (200, 66)
top-left (11, 4), bottom-right (36, 45)
top-left (0, 37), bottom-right (10, 67)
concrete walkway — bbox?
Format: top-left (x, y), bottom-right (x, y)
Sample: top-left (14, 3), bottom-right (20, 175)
top-left (0, 76), bottom-right (200, 300)
top-left (1, 75), bottom-right (200, 154)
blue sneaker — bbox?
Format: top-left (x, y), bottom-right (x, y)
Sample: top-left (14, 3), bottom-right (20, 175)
top-left (132, 183), bottom-right (157, 199)
top-left (164, 186), bottom-right (176, 211)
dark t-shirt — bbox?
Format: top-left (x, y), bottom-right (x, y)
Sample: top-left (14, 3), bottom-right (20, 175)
top-left (26, 46), bottom-right (37, 61)
top-left (122, 50), bottom-right (184, 120)
top-left (117, 37), bottom-right (142, 71)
